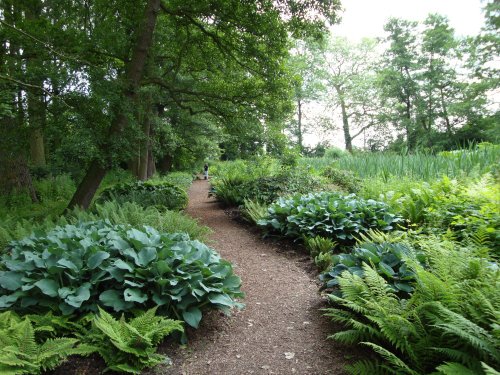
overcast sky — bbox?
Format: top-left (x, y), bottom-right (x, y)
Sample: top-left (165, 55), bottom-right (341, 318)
top-left (330, 0), bottom-right (486, 41)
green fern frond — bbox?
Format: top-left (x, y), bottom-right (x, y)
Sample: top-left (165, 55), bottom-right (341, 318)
top-left (345, 359), bottom-right (391, 375)
top-left (361, 342), bottom-right (420, 375)
top-left (435, 361), bottom-right (478, 375)
top-left (331, 329), bottom-right (371, 345)
top-left (482, 362), bottom-right (500, 375)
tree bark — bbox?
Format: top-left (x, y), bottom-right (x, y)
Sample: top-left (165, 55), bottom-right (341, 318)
top-left (297, 98), bottom-right (303, 152)
top-left (335, 85), bottom-right (352, 153)
top-left (67, 0), bottom-right (161, 209)
top-left (25, 0), bottom-right (47, 167)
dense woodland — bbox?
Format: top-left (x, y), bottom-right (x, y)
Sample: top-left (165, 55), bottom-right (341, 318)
top-left (0, 0), bottom-right (499, 374)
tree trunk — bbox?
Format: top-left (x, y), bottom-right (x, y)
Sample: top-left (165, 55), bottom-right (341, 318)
top-left (440, 87), bottom-right (452, 134)
top-left (335, 85), bottom-right (352, 153)
top-left (297, 98), bottom-right (303, 152)
top-left (137, 116), bottom-right (151, 180)
top-left (25, 0), bottom-right (47, 167)
top-left (67, 0), bottom-right (161, 209)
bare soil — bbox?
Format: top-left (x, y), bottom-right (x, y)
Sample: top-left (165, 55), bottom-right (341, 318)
top-left (158, 179), bottom-right (350, 375)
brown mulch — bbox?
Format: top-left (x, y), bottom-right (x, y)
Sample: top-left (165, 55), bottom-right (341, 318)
top-left (156, 179), bottom-right (351, 375)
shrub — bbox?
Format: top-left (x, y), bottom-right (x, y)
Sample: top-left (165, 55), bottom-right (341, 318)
top-left (258, 192), bottom-right (403, 246)
top-left (0, 221), bottom-right (244, 328)
top-left (213, 170), bottom-right (324, 206)
top-left (322, 167), bottom-right (362, 193)
top-left (96, 181), bottom-right (188, 211)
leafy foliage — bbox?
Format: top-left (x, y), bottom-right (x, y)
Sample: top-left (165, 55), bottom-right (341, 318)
top-left (96, 180), bottom-right (188, 211)
top-left (258, 192), bottom-right (402, 245)
top-left (241, 199), bottom-right (269, 225)
top-left (0, 200), bottom-right (211, 251)
top-left (324, 236), bottom-right (500, 374)
top-left (81, 307), bottom-right (183, 374)
top-left (320, 241), bottom-right (424, 295)
top-left (0, 311), bottom-right (82, 374)
top-left (0, 221), bottom-right (243, 327)
top-left (213, 169), bottom-right (324, 206)
top-left (322, 166), bottom-right (362, 193)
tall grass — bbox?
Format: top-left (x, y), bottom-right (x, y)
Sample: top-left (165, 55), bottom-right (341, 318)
top-left (301, 145), bottom-right (500, 181)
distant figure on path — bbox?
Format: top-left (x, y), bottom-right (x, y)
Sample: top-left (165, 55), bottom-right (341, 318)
top-left (203, 163), bottom-right (209, 180)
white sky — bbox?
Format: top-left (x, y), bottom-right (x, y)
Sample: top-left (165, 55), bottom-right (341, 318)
top-left (302, 0), bottom-right (488, 149)
top-left (330, 0), bottom-right (485, 41)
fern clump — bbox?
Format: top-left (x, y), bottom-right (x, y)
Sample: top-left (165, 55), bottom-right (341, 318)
top-left (81, 307), bottom-right (183, 374)
top-left (325, 236), bottom-right (500, 374)
top-left (0, 311), bottom-right (83, 374)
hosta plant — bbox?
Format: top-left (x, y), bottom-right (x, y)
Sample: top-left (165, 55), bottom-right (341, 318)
top-left (320, 241), bottom-right (425, 296)
top-left (258, 192), bottom-right (403, 246)
top-left (0, 221), bottom-right (244, 328)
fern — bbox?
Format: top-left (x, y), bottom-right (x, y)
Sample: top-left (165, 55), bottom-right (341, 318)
top-left (436, 362), bottom-right (479, 375)
top-left (0, 313), bottom-right (80, 374)
top-left (345, 359), bottom-right (391, 375)
top-left (242, 198), bottom-right (269, 224)
top-left (81, 307), bottom-right (183, 374)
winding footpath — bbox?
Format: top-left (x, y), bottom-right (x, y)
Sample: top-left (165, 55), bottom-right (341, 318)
top-left (162, 179), bottom-right (349, 375)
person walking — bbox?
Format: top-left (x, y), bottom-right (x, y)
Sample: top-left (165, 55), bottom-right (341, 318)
top-left (203, 163), bottom-right (209, 180)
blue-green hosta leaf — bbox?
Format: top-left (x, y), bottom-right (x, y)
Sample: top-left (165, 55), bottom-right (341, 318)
top-left (393, 282), bottom-right (414, 293)
top-left (113, 259), bottom-right (133, 272)
top-left (87, 251), bottom-right (110, 269)
top-left (222, 275), bottom-right (242, 290)
top-left (155, 260), bottom-right (172, 275)
top-left (0, 271), bottom-right (24, 291)
top-left (65, 283), bottom-right (91, 307)
top-left (378, 262), bottom-right (395, 278)
top-left (58, 287), bottom-right (74, 299)
top-left (5, 260), bottom-right (35, 272)
top-left (123, 288), bottom-right (148, 303)
top-left (34, 279), bottom-right (59, 297)
top-left (207, 293), bottom-right (234, 307)
top-left (57, 258), bottom-right (79, 272)
top-left (99, 290), bottom-right (133, 312)
top-left (127, 228), bottom-right (151, 249)
top-left (137, 247), bottom-right (157, 266)
top-left (0, 294), bottom-right (19, 308)
top-left (152, 292), bottom-right (169, 306)
top-left (182, 306), bottom-right (202, 328)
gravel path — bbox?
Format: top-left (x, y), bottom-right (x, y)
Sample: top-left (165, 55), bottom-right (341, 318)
top-left (162, 179), bottom-right (349, 375)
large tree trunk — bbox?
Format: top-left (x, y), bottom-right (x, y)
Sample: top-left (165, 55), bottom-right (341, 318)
top-left (67, 0), bottom-right (161, 209)
top-left (25, 0), bottom-right (47, 167)
top-left (440, 87), bottom-right (452, 134)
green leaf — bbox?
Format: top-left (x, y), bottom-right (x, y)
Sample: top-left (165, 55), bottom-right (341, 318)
top-left (99, 290), bottom-right (133, 312)
top-left (123, 288), bottom-right (148, 303)
top-left (182, 307), bottom-right (202, 328)
top-left (57, 258), bottom-right (79, 272)
top-left (87, 251), bottom-right (110, 269)
top-left (0, 271), bottom-right (24, 291)
top-left (113, 259), bottom-right (133, 272)
top-left (378, 262), bottom-right (395, 277)
top-left (137, 247), bottom-right (157, 266)
top-left (65, 283), bottom-right (91, 307)
top-left (207, 293), bottom-right (234, 307)
top-left (34, 279), bottom-right (59, 297)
